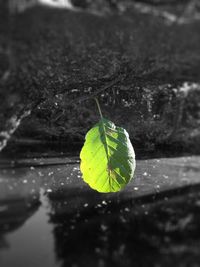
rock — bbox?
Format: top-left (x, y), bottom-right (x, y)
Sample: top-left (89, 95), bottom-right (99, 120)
top-left (0, 0), bottom-right (200, 152)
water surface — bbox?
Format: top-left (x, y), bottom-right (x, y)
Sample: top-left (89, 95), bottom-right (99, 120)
top-left (0, 156), bottom-right (200, 267)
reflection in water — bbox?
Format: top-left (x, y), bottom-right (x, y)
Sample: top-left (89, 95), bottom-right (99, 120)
top-left (0, 191), bottom-right (57, 267)
top-left (48, 188), bottom-right (200, 267)
top-left (0, 156), bottom-right (200, 266)
top-left (0, 198), bottom-right (40, 249)
top-left (48, 190), bottom-right (149, 267)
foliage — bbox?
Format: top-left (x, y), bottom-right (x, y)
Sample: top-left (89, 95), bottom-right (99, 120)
top-left (80, 117), bottom-right (135, 193)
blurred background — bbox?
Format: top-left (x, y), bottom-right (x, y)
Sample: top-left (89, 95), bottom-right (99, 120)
top-left (0, 1), bottom-right (200, 267)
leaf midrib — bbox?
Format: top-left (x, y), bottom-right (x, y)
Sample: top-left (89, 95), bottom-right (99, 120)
top-left (99, 118), bottom-right (113, 190)
top-left (100, 119), bottom-right (110, 162)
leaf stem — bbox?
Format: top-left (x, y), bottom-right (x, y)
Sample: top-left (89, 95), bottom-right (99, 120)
top-left (94, 97), bottom-right (103, 119)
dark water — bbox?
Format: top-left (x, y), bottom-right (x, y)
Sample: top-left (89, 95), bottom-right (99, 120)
top-left (0, 156), bottom-right (200, 267)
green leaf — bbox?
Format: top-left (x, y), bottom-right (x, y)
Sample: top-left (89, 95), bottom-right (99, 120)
top-left (80, 118), bottom-right (136, 193)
